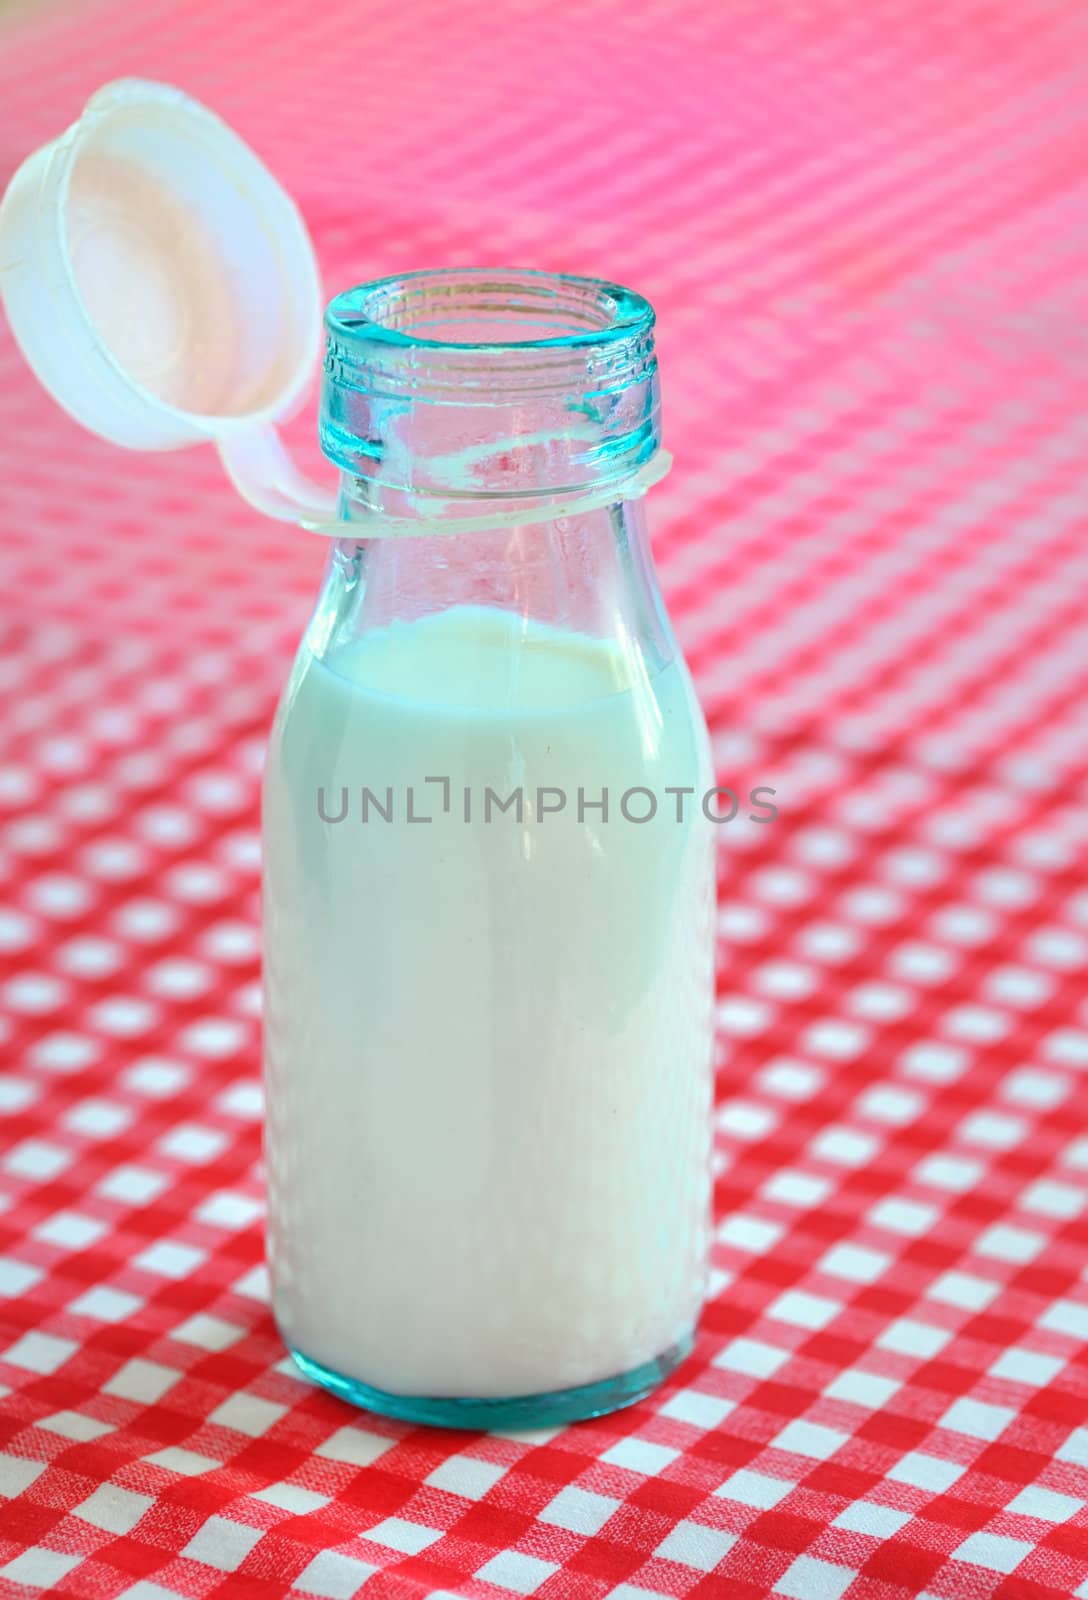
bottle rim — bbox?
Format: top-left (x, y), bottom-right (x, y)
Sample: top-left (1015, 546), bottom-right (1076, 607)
top-left (319, 268), bottom-right (663, 504)
top-left (324, 268), bottom-right (655, 357)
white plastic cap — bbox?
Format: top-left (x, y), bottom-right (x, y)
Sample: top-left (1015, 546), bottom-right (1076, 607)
top-left (0, 78), bottom-right (336, 522)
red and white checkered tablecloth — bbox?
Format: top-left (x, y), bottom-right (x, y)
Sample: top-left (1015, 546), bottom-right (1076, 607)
top-left (2, 0), bottom-right (1088, 1595)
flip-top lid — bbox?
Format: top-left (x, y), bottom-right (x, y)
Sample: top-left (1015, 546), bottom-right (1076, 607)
top-left (0, 77), bottom-right (336, 523)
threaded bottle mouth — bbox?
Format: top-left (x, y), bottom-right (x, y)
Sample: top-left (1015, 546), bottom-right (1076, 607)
top-left (319, 269), bottom-right (662, 508)
top-left (325, 268), bottom-right (653, 370)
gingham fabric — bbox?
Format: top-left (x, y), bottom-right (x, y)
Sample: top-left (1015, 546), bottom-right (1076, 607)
top-left (2, 0), bottom-right (1088, 1596)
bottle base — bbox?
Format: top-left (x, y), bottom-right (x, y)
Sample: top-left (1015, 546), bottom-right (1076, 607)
top-left (289, 1332), bottom-right (695, 1431)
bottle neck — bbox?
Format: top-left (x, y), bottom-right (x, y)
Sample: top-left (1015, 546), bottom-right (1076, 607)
top-left (319, 270), bottom-right (662, 523)
top-left (331, 450), bottom-right (671, 536)
top-left (310, 270), bottom-right (674, 671)
top-left (310, 493), bottom-right (675, 675)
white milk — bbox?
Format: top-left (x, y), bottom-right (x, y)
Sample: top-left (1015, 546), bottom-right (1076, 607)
top-left (263, 604), bottom-right (715, 1399)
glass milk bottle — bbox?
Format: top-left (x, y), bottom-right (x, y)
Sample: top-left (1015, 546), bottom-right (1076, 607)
top-left (263, 269), bottom-right (716, 1428)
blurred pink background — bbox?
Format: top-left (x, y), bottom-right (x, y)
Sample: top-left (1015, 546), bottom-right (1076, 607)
top-left (2, 4), bottom-right (1088, 1598)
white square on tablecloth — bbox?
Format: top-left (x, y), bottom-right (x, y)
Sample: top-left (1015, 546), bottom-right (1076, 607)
top-left (475, 1551), bottom-right (560, 1595)
top-left (717, 1100), bottom-right (778, 1139)
top-left (123, 1058), bottom-right (191, 1097)
top-left (1057, 1429), bottom-right (1088, 1467)
top-left (940, 1398), bottom-right (1015, 1441)
top-left (294, 1550), bottom-right (378, 1599)
top-left (97, 1166), bottom-right (168, 1204)
top-left (914, 1154), bottom-right (983, 1192)
top-left (715, 1470), bottom-right (794, 1509)
top-left (868, 1197), bottom-right (939, 1236)
top-left (38, 1412), bottom-right (113, 1442)
top-left (64, 1100), bottom-right (131, 1138)
top-left (538, 1485), bottom-right (620, 1534)
top-left (758, 1059), bottom-right (824, 1099)
top-left (1021, 1179), bottom-right (1083, 1219)
top-left (0, 1258), bottom-right (43, 1296)
top-left (3, 1333), bottom-right (76, 1374)
top-left (958, 1109), bottom-right (1025, 1149)
top-left (216, 1078), bottom-right (263, 1118)
top-left (0, 1100), bottom-right (26, 1143)
top-left (365, 1516), bottom-right (443, 1554)
top-left (824, 1370), bottom-right (900, 1409)
top-left (425, 1455), bottom-right (508, 1500)
top-left (1038, 1300), bottom-right (1087, 1338)
top-left (104, 1359), bottom-right (180, 1404)
top-left (4, 1140), bottom-right (71, 1181)
top-left (819, 1243), bottom-right (891, 1283)
top-left (196, 1191), bottom-right (263, 1229)
top-left (775, 1554), bottom-right (855, 1599)
top-left (74, 1484), bottom-right (153, 1534)
top-left (926, 1271), bottom-right (1001, 1311)
top-left (887, 1453), bottom-right (965, 1492)
top-left (767, 1289), bottom-right (841, 1329)
top-left (855, 1085), bottom-right (922, 1124)
top-left (974, 1224), bottom-right (1045, 1263)
top-left (27, 1031), bottom-right (97, 1074)
top-left (714, 1338), bottom-right (790, 1378)
top-left (0, 1550), bottom-right (82, 1588)
top-left (69, 1287), bottom-right (142, 1322)
top-left (144, 1447), bottom-right (219, 1476)
top-left (158, 1123), bottom-right (228, 1163)
top-left (232, 1264), bottom-right (269, 1300)
top-left (1043, 1030), bottom-right (1088, 1068)
top-left (35, 1212), bottom-right (108, 1250)
top-left (762, 1170), bottom-right (833, 1208)
top-left (832, 1502), bottom-right (912, 1537)
top-left (899, 1041), bottom-right (967, 1081)
top-left (1056, 1132), bottom-right (1081, 1171)
top-left (655, 1521), bottom-right (737, 1571)
top-left (171, 1313), bottom-right (245, 1351)
top-left (210, 1394), bottom-right (287, 1437)
top-left (182, 1516), bottom-right (264, 1572)
top-left (989, 1348), bottom-right (1064, 1386)
top-left (314, 1426), bottom-right (395, 1467)
top-left (253, 1482), bottom-right (331, 1514)
top-left (179, 1017), bottom-right (247, 1058)
top-left (659, 1389), bottom-right (735, 1428)
top-left (600, 1438), bottom-right (680, 1475)
top-left (877, 1319), bottom-right (950, 1359)
top-left (774, 1420), bottom-right (849, 1461)
top-left (717, 1214), bottom-right (783, 1252)
top-left (1006, 1485), bottom-right (1084, 1523)
top-left (804, 1022), bottom-right (869, 1063)
top-left (0, 1457), bottom-right (47, 1496)
top-left (133, 1241), bottom-right (205, 1279)
top-left (1002, 1068), bottom-right (1067, 1110)
top-left (953, 1531), bottom-right (1033, 1575)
